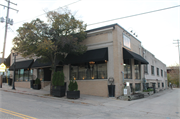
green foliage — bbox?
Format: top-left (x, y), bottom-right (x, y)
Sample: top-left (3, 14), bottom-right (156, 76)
top-left (52, 71), bottom-right (65, 86)
top-left (57, 71), bottom-right (64, 86)
top-left (74, 81), bottom-right (78, 91)
top-left (35, 78), bottom-right (41, 85)
top-left (168, 66), bottom-right (179, 87)
top-left (68, 80), bottom-right (78, 91)
top-left (52, 72), bottom-right (57, 86)
top-left (143, 89), bottom-right (153, 92)
top-left (12, 9), bottom-right (87, 86)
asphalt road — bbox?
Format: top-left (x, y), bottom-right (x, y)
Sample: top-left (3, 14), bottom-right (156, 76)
top-left (0, 88), bottom-right (180, 119)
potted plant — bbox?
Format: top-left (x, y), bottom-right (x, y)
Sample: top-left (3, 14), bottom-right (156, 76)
top-left (33, 78), bottom-right (41, 90)
top-left (52, 71), bottom-right (66, 97)
top-left (141, 88), bottom-right (154, 96)
top-left (67, 80), bottom-right (80, 99)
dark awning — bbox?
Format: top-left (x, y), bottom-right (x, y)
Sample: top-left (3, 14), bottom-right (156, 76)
top-left (65, 48), bottom-right (108, 64)
top-left (9, 60), bottom-right (34, 71)
top-left (31, 59), bottom-right (60, 68)
top-left (123, 48), bottom-right (148, 64)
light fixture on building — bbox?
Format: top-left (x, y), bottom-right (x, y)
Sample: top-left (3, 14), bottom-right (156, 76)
top-left (89, 61), bottom-right (95, 65)
top-left (89, 61), bottom-right (95, 69)
top-left (82, 77), bottom-right (84, 80)
top-left (91, 77), bottom-right (94, 79)
top-left (105, 60), bottom-right (107, 63)
top-left (74, 77), bottom-right (76, 80)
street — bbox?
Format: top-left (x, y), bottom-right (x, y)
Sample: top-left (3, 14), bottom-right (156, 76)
top-left (0, 88), bottom-right (180, 119)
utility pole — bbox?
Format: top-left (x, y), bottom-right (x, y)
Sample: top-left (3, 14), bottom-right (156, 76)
top-left (173, 39), bottom-right (180, 88)
top-left (0, 0), bottom-right (18, 64)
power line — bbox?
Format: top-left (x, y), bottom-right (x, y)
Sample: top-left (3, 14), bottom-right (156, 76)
top-left (13, 0), bottom-right (81, 25)
top-left (87, 4), bottom-right (180, 26)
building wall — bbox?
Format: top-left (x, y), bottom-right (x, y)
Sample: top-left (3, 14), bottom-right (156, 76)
top-left (143, 48), bottom-right (167, 89)
top-left (8, 23), bottom-right (168, 97)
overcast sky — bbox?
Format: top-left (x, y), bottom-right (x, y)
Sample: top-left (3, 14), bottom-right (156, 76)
top-left (0, 0), bottom-right (179, 66)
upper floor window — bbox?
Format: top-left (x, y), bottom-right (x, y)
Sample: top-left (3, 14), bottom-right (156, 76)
top-left (144, 64), bottom-right (148, 74)
top-left (123, 34), bottom-right (131, 48)
top-left (151, 66), bottom-right (154, 75)
top-left (157, 68), bottom-right (159, 76)
top-left (161, 69), bottom-right (163, 77)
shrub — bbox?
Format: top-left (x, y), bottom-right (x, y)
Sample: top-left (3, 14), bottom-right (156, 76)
top-left (59, 71), bottom-right (64, 86)
top-left (68, 80), bottom-right (78, 91)
top-left (35, 78), bottom-right (41, 85)
top-left (52, 71), bottom-right (65, 86)
top-left (52, 72), bottom-right (57, 86)
top-left (143, 88), bottom-right (153, 92)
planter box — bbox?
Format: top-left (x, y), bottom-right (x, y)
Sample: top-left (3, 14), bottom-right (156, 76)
top-left (141, 92), bottom-right (150, 96)
top-left (67, 91), bottom-right (80, 99)
top-left (149, 91), bottom-right (154, 95)
top-left (30, 80), bottom-right (35, 88)
top-left (52, 83), bottom-right (66, 97)
top-left (108, 85), bottom-right (115, 97)
top-left (33, 84), bottom-right (41, 90)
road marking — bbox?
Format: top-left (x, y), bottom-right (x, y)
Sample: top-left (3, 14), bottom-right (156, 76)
top-left (0, 108), bottom-right (37, 119)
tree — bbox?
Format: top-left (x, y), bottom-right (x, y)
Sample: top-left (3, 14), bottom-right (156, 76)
top-left (12, 9), bottom-right (87, 94)
top-left (167, 66), bottom-right (179, 88)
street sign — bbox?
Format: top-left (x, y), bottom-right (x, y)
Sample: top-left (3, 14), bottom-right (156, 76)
top-left (0, 63), bottom-right (6, 72)
top-left (124, 89), bottom-right (127, 95)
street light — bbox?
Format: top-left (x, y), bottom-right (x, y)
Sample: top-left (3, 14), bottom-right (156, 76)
top-left (12, 50), bottom-right (18, 90)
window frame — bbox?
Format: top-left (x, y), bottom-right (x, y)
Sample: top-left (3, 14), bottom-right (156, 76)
top-left (151, 65), bottom-right (154, 75)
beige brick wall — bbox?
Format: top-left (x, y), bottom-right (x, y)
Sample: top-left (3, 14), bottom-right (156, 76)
top-left (15, 82), bottom-right (30, 88)
top-left (76, 80), bottom-right (108, 97)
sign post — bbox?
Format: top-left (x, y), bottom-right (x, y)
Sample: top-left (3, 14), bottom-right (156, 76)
top-left (0, 63), bottom-right (6, 88)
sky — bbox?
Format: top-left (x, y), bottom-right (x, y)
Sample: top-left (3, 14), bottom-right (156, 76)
top-left (0, 0), bottom-right (179, 67)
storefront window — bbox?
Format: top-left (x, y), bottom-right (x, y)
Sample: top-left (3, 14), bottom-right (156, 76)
top-left (19, 69), bottom-right (24, 81)
top-left (24, 69), bottom-right (29, 81)
top-left (29, 69), bottom-right (33, 80)
top-left (135, 83), bottom-right (141, 91)
top-left (79, 64), bottom-right (87, 80)
top-left (71, 66), bottom-right (78, 80)
top-left (146, 83), bottom-right (149, 88)
top-left (134, 61), bottom-right (141, 79)
top-left (38, 69), bottom-right (44, 81)
top-left (15, 70), bottom-right (19, 81)
top-left (70, 62), bottom-right (107, 80)
top-left (124, 59), bottom-right (132, 79)
top-left (97, 63), bottom-right (106, 79)
top-left (15, 69), bottom-right (33, 82)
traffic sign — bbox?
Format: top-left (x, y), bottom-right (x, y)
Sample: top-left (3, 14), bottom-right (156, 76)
top-left (0, 63), bottom-right (6, 72)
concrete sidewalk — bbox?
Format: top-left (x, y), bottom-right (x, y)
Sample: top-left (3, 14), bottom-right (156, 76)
top-left (0, 83), bottom-right (119, 106)
top-left (0, 83), bottom-right (173, 107)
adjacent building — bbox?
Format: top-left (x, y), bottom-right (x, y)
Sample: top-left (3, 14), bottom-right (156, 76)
top-left (6, 23), bottom-right (167, 97)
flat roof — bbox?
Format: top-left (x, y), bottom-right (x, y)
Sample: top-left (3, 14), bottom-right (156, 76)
top-left (86, 23), bottom-right (141, 43)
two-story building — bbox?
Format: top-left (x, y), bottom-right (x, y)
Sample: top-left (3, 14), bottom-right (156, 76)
top-left (7, 23), bottom-right (167, 97)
